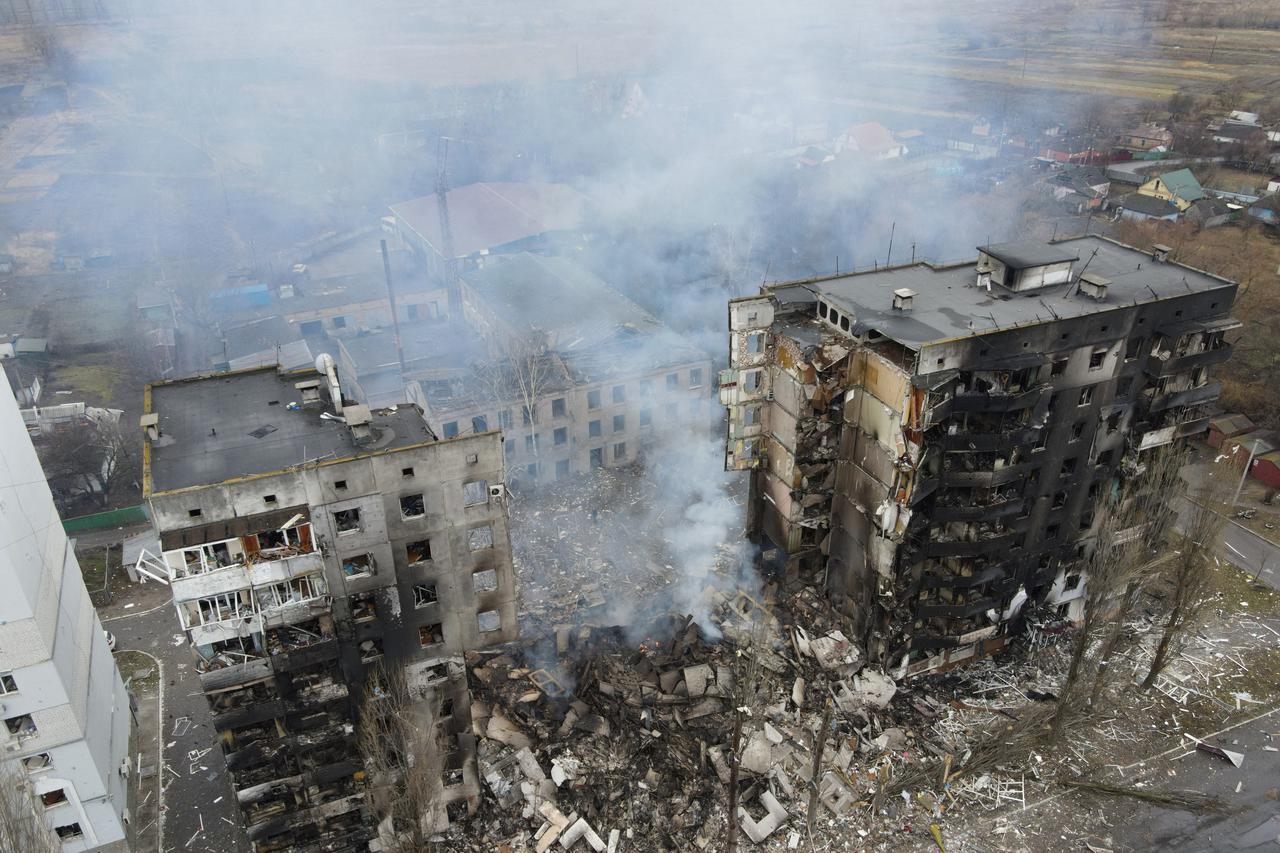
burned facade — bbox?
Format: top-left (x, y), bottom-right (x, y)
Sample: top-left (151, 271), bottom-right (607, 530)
top-left (723, 237), bottom-right (1237, 676)
top-left (141, 358), bottom-right (517, 850)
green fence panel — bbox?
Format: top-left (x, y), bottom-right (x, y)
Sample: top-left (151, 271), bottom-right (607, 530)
top-left (63, 504), bottom-right (150, 534)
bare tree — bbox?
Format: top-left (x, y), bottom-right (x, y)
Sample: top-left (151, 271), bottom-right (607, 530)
top-left (472, 332), bottom-right (567, 458)
top-left (1140, 471), bottom-right (1229, 689)
top-left (1049, 445), bottom-right (1185, 741)
top-left (0, 759), bottom-right (59, 853)
top-left (36, 416), bottom-right (136, 510)
top-left (359, 664), bottom-right (446, 852)
top-left (1087, 446), bottom-right (1186, 706)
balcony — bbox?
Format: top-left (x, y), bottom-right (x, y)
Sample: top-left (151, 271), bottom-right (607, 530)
top-left (920, 565), bottom-right (1006, 590)
top-left (172, 551), bottom-right (325, 604)
top-left (940, 428), bottom-right (1041, 453)
top-left (1148, 381), bottom-right (1221, 414)
top-left (198, 655), bottom-right (273, 692)
top-left (916, 596), bottom-right (998, 619)
top-left (921, 531), bottom-right (1018, 558)
top-left (951, 385), bottom-right (1048, 414)
top-left (940, 462), bottom-right (1031, 488)
top-left (1144, 343), bottom-right (1232, 378)
top-left (931, 494), bottom-right (1024, 522)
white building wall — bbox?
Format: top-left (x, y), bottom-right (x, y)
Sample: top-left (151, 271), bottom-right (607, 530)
top-left (0, 380), bottom-right (131, 850)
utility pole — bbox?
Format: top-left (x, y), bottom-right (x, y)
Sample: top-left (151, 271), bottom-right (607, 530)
top-left (1232, 438), bottom-right (1261, 506)
top-left (380, 239), bottom-right (408, 383)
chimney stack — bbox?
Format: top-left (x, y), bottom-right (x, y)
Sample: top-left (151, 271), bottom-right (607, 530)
top-left (1152, 243), bottom-right (1172, 263)
top-left (892, 288), bottom-right (917, 311)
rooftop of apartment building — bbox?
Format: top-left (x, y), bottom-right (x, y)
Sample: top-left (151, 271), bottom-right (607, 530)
top-left (390, 181), bottom-right (588, 258)
top-left (144, 366), bottom-right (436, 493)
top-left (765, 235), bottom-right (1235, 350)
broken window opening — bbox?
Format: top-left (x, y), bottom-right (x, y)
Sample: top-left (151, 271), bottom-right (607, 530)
top-left (54, 823), bottom-right (83, 840)
top-left (1078, 386), bottom-right (1094, 406)
top-left (743, 370), bottom-right (762, 392)
top-left (333, 508), bottom-right (361, 534)
top-left (1065, 573), bottom-right (1082, 590)
top-left (689, 368), bottom-right (703, 388)
top-left (477, 609), bottom-right (501, 633)
top-left (1051, 358), bottom-right (1068, 377)
top-left (341, 553), bottom-right (374, 578)
top-left (590, 448), bottom-right (604, 469)
top-left (473, 569), bottom-right (498, 593)
top-left (0, 673), bottom-right (17, 694)
top-left (413, 584), bottom-right (438, 608)
top-left (351, 592), bottom-right (377, 621)
top-left (468, 526), bottom-right (494, 552)
top-left (499, 409), bottom-right (513, 429)
top-left (360, 638), bottom-right (385, 662)
top-left (552, 397), bottom-right (567, 417)
top-left (462, 480), bottom-right (488, 506)
top-left (613, 442), bottom-right (626, 461)
top-left (5, 714), bottom-right (36, 737)
top-left (419, 623), bottom-right (443, 647)
top-left (22, 753), bottom-right (52, 773)
top-left (587, 389), bottom-right (601, 410)
top-left (1089, 348), bottom-right (1107, 369)
top-left (746, 332), bottom-right (765, 354)
top-left (554, 427), bottom-right (568, 446)
top-left (588, 420), bottom-right (602, 438)
top-left (400, 493), bottom-right (425, 518)
top-left (613, 414), bottom-right (625, 433)
top-left (407, 539), bottom-right (432, 564)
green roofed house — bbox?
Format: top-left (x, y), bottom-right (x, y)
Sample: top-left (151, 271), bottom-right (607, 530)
top-left (1137, 167), bottom-right (1206, 212)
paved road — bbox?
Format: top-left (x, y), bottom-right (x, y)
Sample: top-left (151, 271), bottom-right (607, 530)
top-left (108, 591), bottom-right (249, 853)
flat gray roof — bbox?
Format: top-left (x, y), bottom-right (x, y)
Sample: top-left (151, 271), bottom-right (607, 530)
top-left (776, 235), bottom-right (1233, 351)
top-left (978, 240), bottom-right (1079, 269)
top-left (147, 367), bottom-right (435, 493)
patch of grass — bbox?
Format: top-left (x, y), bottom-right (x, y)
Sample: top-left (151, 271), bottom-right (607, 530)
top-left (46, 362), bottom-right (119, 405)
top-left (77, 550), bottom-right (107, 591)
top-left (1207, 550), bottom-right (1280, 617)
top-left (112, 650), bottom-right (159, 695)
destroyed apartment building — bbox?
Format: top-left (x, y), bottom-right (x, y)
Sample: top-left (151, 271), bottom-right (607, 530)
top-left (410, 253), bottom-right (715, 485)
top-left (140, 356), bottom-right (518, 850)
top-left (723, 236), bottom-right (1238, 675)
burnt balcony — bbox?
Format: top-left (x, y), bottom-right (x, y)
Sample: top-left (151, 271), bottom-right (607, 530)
top-left (1147, 381), bottom-right (1221, 414)
top-left (213, 699), bottom-right (286, 733)
top-left (951, 385), bottom-right (1049, 414)
top-left (915, 596), bottom-right (998, 619)
top-left (939, 427), bottom-right (1041, 454)
top-left (931, 494), bottom-right (1024, 522)
top-left (198, 654), bottom-right (273, 692)
top-left (1144, 343), bottom-right (1232, 378)
top-left (921, 531), bottom-right (1018, 558)
top-left (940, 462), bottom-right (1031, 488)
top-left (920, 564), bottom-right (1006, 590)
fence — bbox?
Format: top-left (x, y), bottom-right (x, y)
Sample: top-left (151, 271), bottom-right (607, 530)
top-left (62, 504), bottom-right (149, 535)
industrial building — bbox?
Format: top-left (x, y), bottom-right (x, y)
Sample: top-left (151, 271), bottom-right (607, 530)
top-left (0, 380), bottom-right (133, 851)
top-left (141, 357), bottom-right (517, 850)
top-left (722, 236), bottom-right (1237, 675)
top-left (410, 253), bottom-right (715, 485)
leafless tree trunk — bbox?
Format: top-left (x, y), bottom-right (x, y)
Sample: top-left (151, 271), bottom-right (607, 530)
top-left (1140, 473), bottom-right (1229, 690)
top-left (358, 664), bottom-right (445, 852)
top-left (472, 332), bottom-right (567, 459)
top-left (0, 759), bottom-right (59, 853)
top-left (1049, 446), bottom-right (1185, 741)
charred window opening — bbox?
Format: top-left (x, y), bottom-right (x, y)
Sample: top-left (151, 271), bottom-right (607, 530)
top-left (1038, 553), bottom-right (1053, 569)
top-left (351, 592), bottom-right (377, 621)
top-left (590, 448), bottom-right (604, 469)
top-left (1078, 386), bottom-right (1094, 406)
top-left (334, 508), bottom-right (360, 534)
top-left (589, 420), bottom-right (602, 437)
top-left (5, 714), bottom-right (36, 737)
top-left (0, 673), bottom-right (16, 694)
top-left (1060, 458), bottom-right (1077, 477)
top-left (473, 569), bottom-right (498, 593)
top-left (54, 823), bottom-right (83, 840)
top-left (407, 539), bottom-right (432, 563)
top-left (419, 623), bottom-right (443, 647)
top-left (463, 480), bottom-right (488, 506)
top-left (1125, 337), bottom-right (1145, 360)
top-left (22, 753), bottom-right (52, 772)
top-left (743, 370), bottom-right (762, 392)
top-left (1106, 411), bottom-right (1122, 433)
top-left (552, 397), bottom-right (567, 417)
top-left (1089, 348), bottom-right (1107, 369)
top-left (1079, 511), bottom-right (1094, 531)
top-left (440, 697), bottom-right (455, 719)
top-left (1071, 421), bottom-right (1085, 441)
top-left (334, 479), bottom-right (348, 491)
top-left (587, 390), bottom-right (601, 410)
top-left (1051, 358), bottom-right (1068, 377)
top-left (401, 494), bottom-right (425, 518)
top-left (468, 526), bottom-right (494, 552)
top-left (188, 508), bottom-right (202, 518)
top-left (1065, 573), bottom-right (1082, 590)
top-left (614, 442), bottom-right (626, 460)
top-left (1057, 603), bottom-right (1070, 618)
top-left (413, 583), bottom-right (438, 608)
top-left (263, 494), bottom-right (277, 505)
top-left (477, 610), bottom-right (501, 633)
top-left (1052, 491), bottom-right (1067, 508)
top-left (1097, 449), bottom-right (1115, 466)
top-left (341, 553), bottom-right (374, 577)
top-left (360, 638), bottom-right (384, 662)
top-left (1045, 524), bottom-right (1061, 541)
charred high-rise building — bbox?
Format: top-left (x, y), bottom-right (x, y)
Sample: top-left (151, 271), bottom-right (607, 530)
top-left (722, 237), bottom-right (1237, 676)
top-left (141, 358), bottom-right (517, 850)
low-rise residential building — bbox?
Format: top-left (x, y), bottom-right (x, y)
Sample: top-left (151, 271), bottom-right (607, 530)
top-left (723, 236), bottom-right (1237, 676)
top-left (1121, 123), bottom-right (1173, 151)
top-left (1137, 167), bottom-right (1206, 212)
top-left (0, 381), bottom-right (132, 852)
top-left (1118, 193), bottom-right (1181, 222)
top-left (141, 359), bottom-right (517, 848)
top-left (409, 253), bottom-right (714, 485)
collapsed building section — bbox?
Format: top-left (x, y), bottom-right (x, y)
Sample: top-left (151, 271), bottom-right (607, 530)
top-left (142, 358), bottom-right (518, 850)
top-left (723, 236), bottom-right (1237, 675)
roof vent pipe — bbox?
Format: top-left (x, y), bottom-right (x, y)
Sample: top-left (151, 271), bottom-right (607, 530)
top-left (315, 353), bottom-right (344, 414)
top-left (1152, 243), bottom-right (1172, 263)
top-left (892, 288), bottom-right (917, 311)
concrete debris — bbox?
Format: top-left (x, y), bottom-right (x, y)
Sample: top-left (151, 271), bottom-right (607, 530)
top-left (559, 817), bottom-right (607, 851)
top-left (738, 790), bottom-right (789, 844)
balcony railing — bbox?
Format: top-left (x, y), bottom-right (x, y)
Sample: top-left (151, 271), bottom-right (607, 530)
top-left (915, 596), bottom-right (998, 619)
top-left (1148, 381), bottom-right (1221, 414)
top-left (1144, 343), bottom-right (1232, 378)
top-left (931, 495), bottom-right (1024, 522)
top-left (941, 462), bottom-right (1031, 488)
top-left (951, 385), bottom-right (1049, 414)
top-left (921, 531), bottom-right (1018, 558)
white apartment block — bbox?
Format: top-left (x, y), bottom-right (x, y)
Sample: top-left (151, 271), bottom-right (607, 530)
top-left (0, 381), bottom-right (132, 851)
